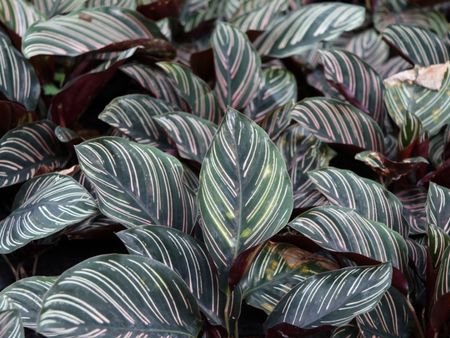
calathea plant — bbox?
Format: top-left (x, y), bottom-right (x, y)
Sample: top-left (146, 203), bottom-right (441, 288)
top-left (0, 0), bottom-right (449, 337)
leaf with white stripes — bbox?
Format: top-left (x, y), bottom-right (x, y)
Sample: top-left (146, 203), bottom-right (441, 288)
top-left (428, 223), bottom-right (450, 269)
top-left (154, 112), bottom-right (217, 163)
top-left (331, 323), bottom-right (362, 338)
top-left (32, 0), bottom-right (84, 17)
top-left (264, 263), bottom-right (392, 331)
top-left (245, 68), bottom-right (297, 122)
top-left (98, 94), bottom-right (176, 149)
top-left (319, 49), bottom-right (384, 125)
top-left (0, 277), bottom-right (56, 329)
top-left (397, 188), bottom-right (427, 235)
top-left (346, 29), bottom-right (389, 72)
top-left (158, 62), bottom-right (221, 123)
top-left (291, 98), bottom-right (384, 152)
top-left (239, 241), bottom-right (339, 314)
top-left (0, 37), bottom-right (40, 111)
top-left (198, 108), bottom-right (293, 273)
top-left (211, 22), bottom-right (262, 111)
top-left (37, 254), bottom-right (203, 337)
top-left (0, 120), bottom-right (68, 188)
top-left (0, 173), bottom-right (97, 253)
top-left (384, 62), bottom-right (450, 136)
top-left (379, 56), bottom-right (411, 79)
top-left (0, 311), bottom-right (23, 338)
top-left (259, 101), bottom-right (294, 140)
top-left (254, 3), bottom-right (365, 58)
top-left (117, 225), bottom-right (226, 326)
top-left (431, 245), bottom-right (450, 332)
top-left (76, 137), bottom-right (197, 233)
top-left (289, 206), bottom-right (408, 272)
top-left (0, 0), bottom-right (41, 37)
top-left (382, 24), bottom-right (449, 66)
top-left (427, 182), bottom-right (450, 235)
top-left (85, 0), bottom-right (137, 9)
top-left (22, 7), bottom-right (168, 58)
top-left (230, 0), bottom-right (287, 32)
top-left (308, 168), bottom-right (409, 237)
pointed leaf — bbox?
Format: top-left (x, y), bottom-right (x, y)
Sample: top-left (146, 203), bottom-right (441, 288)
top-left (264, 264), bottom-right (392, 331)
top-left (427, 182), bottom-right (450, 234)
top-left (428, 223), bottom-right (450, 269)
top-left (255, 3), bottom-right (365, 58)
top-left (0, 311), bottom-right (24, 338)
top-left (198, 108), bottom-right (293, 273)
top-left (75, 137), bottom-right (197, 233)
top-left (37, 254), bottom-right (203, 337)
top-left (211, 22), bottom-right (262, 111)
top-left (0, 173), bottom-right (97, 253)
top-left (0, 120), bottom-right (68, 188)
top-left (291, 98), bottom-right (384, 152)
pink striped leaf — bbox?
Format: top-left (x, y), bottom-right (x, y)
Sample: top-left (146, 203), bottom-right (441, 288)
top-left (0, 0), bottom-right (41, 37)
top-left (259, 100), bottom-right (295, 140)
top-left (211, 22), bottom-right (262, 111)
top-left (291, 97), bottom-right (385, 152)
top-left (431, 246), bottom-right (450, 332)
top-left (346, 29), bottom-right (389, 72)
top-left (397, 188), bottom-right (427, 235)
top-left (230, 0), bottom-right (287, 32)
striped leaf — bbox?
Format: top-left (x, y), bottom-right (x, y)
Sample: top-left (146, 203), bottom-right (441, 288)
top-left (397, 188), bottom-right (427, 235)
top-left (382, 24), bottom-right (449, 66)
top-left (0, 311), bottom-right (23, 338)
top-left (239, 241), bottom-right (338, 314)
top-left (431, 245), bottom-right (450, 331)
top-left (54, 126), bottom-right (80, 143)
top-left (384, 62), bottom-right (450, 136)
top-left (0, 277), bottom-right (56, 329)
top-left (158, 62), bottom-right (221, 123)
top-left (198, 108), bottom-right (293, 273)
top-left (319, 49), bottom-right (384, 125)
top-left (309, 168), bottom-right (409, 237)
top-left (37, 254), bottom-right (203, 337)
top-left (346, 29), bottom-right (389, 72)
top-left (245, 68), bottom-right (297, 122)
top-left (85, 0), bottom-right (137, 9)
top-left (22, 7), bottom-right (167, 58)
top-left (254, 3), bottom-right (365, 58)
top-left (331, 323), bottom-right (362, 338)
top-left (75, 137), bottom-right (197, 233)
top-left (117, 225), bottom-right (225, 326)
top-left (154, 112), bottom-right (217, 163)
top-left (259, 101), bottom-right (294, 140)
top-left (98, 94), bottom-right (176, 149)
top-left (264, 263), bottom-right (392, 331)
top-left (32, 0), bottom-right (84, 17)
top-left (0, 120), bottom-right (68, 188)
top-left (230, 0), bottom-right (287, 32)
top-left (428, 223), bottom-right (450, 269)
top-left (120, 63), bottom-right (187, 110)
top-left (379, 56), bottom-right (411, 79)
top-left (211, 22), bottom-right (262, 111)
top-left (290, 206), bottom-right (408, 272)
top-left (0, 0), bottom-right (41, 37)
top-left (427, 182), bottom-right (450, 235)
top-left (291, 98), bottom-right (385, 152)
top-left (406, 238), bottom-right (427, 280)
top-left (0, 37), bottom-right (40, 111)
top-left (0, 173), bottom-right (97, 253)
top-left (356, 287), bottom-right (412, 338)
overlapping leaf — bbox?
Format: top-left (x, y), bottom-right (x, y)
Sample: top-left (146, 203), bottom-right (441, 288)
top-left (0, 120), bottom-right (68, 188)
top-left (37, 254), bottom-right (203, 337)
top-left (428, 223), bottom-right (450, 269)
top-left (198, 108), bottom-right (293, 273)
top-left (211, 22), bottom-right (262, 111)
top-left (427, 182), bottom-right (450, 234)
top-left (0, 311), bottom-right (23, 338)
top-left (230, 0), bottom-right (287, 32)
top-left (118, 226), bottom-right (225, 325)
top-left (254, 3), bottom-right (365, 58)
top-left (259, 101), bottom-right (294, 140)
top-left (309, 168), bottom-right (409, 236)
top-left (0, 173), bottom-right (97, 253)
top-left (0, 0), bottom-right (41, 37)
top-left (291, 98), bottom-right (384, 152)
top-left (346, 29), bottom-right (389, 72)
top-left (75, 137), bottom-right (197, 233)
top-left (397, 188), bottom-right (427, 234)
top-left (431, 246), bottom-right (450, 331)
top-left (264, 264), bottom-right (392, 331)
top-left (154, 112), bottom-right (217, 163)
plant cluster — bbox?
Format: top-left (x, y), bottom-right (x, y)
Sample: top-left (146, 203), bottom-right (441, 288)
top-left (0, 0), bottom-right (449, 337)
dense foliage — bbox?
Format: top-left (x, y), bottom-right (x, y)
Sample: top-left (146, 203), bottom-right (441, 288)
top-left (0, 0), bottom-right (449, 337)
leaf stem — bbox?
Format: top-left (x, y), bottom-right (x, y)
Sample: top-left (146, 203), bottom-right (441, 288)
top-left (2, 255), bottom-right (18, 280)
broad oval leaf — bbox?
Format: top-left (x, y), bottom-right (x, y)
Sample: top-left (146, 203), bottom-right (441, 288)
top-left (37, 254), bottom-right (203, 337)
top-left (0, 0), bottom-right (41, 37)
top-left (75, 137), bottom-right (197, 233)
top-left (154, 112), bottom-right (217, 163)
top-left (211, 22), bottom-right (262, 111)
top-left (290, 206), bottom-right (408, 272)
top-left (427, 182), bottom-right (450, 235)
top-left (198, 108), bottom-right (293, 272)
top-left (22, 7), bottom-right (167, 58)
top-left (98, 94), bottom-right (176, 148)
top-left (255, 3), bottom-right (365, 58)
top-left (245, 68), bottom-right (297, 122)
top-left (117, 225), bottom-right (225, 326)
top-left (382, 24), bottom-right (449, 66)
top-left (291, 98), bottom-right (384, 152)
top-left (0, 38), bottom-right (40, 111)
top-left (0, 276), bottom-right (56, 329)
top-left (0, 173), bottom-right (97, 253)
top-left (319, 49), bottom-right (384, 125)
top-left (0, 120), bottom-right (68, 188)
top-left (264, 263), bottom-right (392, 331)
top-left (309, 168), bottom-right (409, 237)
top-left (0, 310), bottom-right (23, 338)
